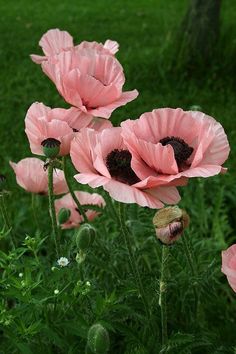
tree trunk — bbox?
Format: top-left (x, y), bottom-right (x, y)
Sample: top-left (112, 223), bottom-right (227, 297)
top-left (176, 0), bottom-right (221, 68)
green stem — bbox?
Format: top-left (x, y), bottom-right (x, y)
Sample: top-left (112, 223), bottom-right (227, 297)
top-left (0, 193), bottom-right (15, 249)
top-left (159, 245), bottom-right (169, 347)
top-left (182, 233), bottom-right (199, 319)
top-left (48, 162), bottom-right (59, 257)
top-left (118, 203), bottom-right (152, 325)
top-left (62, 156), bottom-right (88, 223)
top-left (31, 193), bottom-right (40, 230)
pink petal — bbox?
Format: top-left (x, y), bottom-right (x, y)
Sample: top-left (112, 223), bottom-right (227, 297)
top-left (39, 28), bottom-right (73, 56)
top-left (103, 40), bottom-right (119, 54)
top-left (74, 173), bottom-right (109, 188)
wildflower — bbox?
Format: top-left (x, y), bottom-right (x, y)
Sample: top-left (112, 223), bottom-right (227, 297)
top-left (57, 257), bottom-right (69, 267)
top-left (55, 191), bottom-right (105, 228)
top-left (153, 206), bottom-right (189, 245)
top-left (222, 244), bottom-right (236, 292)
top-left (54, 289), bottom-right (59, 295)
top-left (86, 281), bottom-right (91, 287)
top-left (70, 127), bottom-right (181, 208)
top-left (10, 158), bottom-right (68, 194)
top-left (31, 34), bottom-right (138, 119)
top-left (18, 273), bottom-right (23, 278)
top-left (121, 108), bottom-right (230, 186)
top-left (30, 28), bottom-right (119, 65)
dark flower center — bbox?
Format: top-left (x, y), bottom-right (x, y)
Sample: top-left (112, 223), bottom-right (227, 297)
top-left (72, 128), bottom-right (79, 132)
top-left (41, 138), bottom-right (61, 148)
top-left (160, 136), bottom-right (193, 167)
top-left (106, 149), bottom-right (140, 185)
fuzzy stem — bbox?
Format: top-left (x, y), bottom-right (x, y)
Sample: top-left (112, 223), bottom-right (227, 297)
top-left (48, 162), bottom-right (59, 257)
top-left (118, 203), bottom-right (152, 326)
top-left (62, 156), bottom-right (88, 223)
top-left (159, 245), bottom-right (169, 346)
top-left (0, 193), bottom-right (15, 249)
top-left (182, 233), bottom-right (199, 318)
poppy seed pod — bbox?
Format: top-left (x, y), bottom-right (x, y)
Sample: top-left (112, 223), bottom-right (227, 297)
top-left (153, 206), bottom-right (189, 245)
top-left (58, 208), bottom-right (71, 225)
top-left (41, 138), bottom-right (61, 158)
top-left (75, 224), bottom-right (96, 251)
top-left (87, 323), bottom-right (110, 354)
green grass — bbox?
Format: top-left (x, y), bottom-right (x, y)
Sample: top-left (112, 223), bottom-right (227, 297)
top-left (0, 1), bottom-right (236, 353)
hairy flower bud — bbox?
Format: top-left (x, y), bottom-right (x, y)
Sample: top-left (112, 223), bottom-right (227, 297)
top-left (41, 138), bottom-right (61, 158)
top-left (153, 206), bottom-right (189, 245)
top-left (75, 224), bottom-right (96, 251)
top-left (87, 323), bottom-right (110, 354)
top-left (58, 208), bottom-right (71, 225)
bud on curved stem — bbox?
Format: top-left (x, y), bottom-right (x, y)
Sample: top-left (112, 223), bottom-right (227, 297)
top-left (58, 208), bottom-right (71, 225)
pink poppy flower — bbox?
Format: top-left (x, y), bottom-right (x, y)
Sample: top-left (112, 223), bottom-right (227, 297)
top-left (121, 108), bottom-right (230, 187)
top-left (35, 42), bottom-right (137, 119)
top-left (31, 28), bottom-right (119, 64)
top-left (222, 244), bottom-right (236, 292)
top-left (25, 102), bottom-right (94, 156)
top-left (70, 127), bottom-right (181, 209)
top-left (10, 158), bottom-right (68, 195)
top-left (55, 191), bottom-right (105, 229)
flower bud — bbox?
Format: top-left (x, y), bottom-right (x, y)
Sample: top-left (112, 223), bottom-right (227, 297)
top-left (75, 224), bottom-right (96, 251)
top-left (58, 208), bottom-right (71, 225)
top-left (41, 138), bottom-right (61, 158)
top-left (87, 323), bottom-right (110, 354)
top-left (153, 206), bottom-right (189, 245)
top-left (0, 174), bottom-right (6, 190)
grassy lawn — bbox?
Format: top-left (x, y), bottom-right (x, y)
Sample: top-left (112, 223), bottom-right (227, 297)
top-left (0, 0), bottom-right (236, 352)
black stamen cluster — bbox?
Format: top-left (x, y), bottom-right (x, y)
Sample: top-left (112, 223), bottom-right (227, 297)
top-left (106, 149), bottom-right (140, 185)
top-left (160, 136), bottom-right (193, 166)
top-left (41, 138), bottom-right (61, 148)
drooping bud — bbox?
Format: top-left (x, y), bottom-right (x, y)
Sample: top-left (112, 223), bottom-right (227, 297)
top-left (153, 206), bottom-right (189, 245)
top-left (58, 208), bottom-right (71, 225)
top-left (87, 323), bottom-right (110, 354)
top-left (75, 224), bottom-right (96, 251)
top-left (41, 138), bottom-right (61, 158)
top-left (0, 175), bottom-right (6, 190)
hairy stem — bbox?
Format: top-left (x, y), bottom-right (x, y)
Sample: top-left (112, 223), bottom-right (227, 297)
top-left (118, 203), bottom-right (152, 328)
top-left (48, 162), bottom-right (59, 257)
top-left (62, 156), bottom-right (88, 223)
top-left (159, 245), bottom-right (169, 346)
top-left (0, 193), bottom-right (15, 249)
top-left (182, 233), bottom-right (199, 319)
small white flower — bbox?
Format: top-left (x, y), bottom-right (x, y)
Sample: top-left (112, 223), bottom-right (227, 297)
top-left (86, 281), bottom-right (91, 287)
top-left (57, 257), bottom-right (69, 267)
top-left (54, 289), bottom-right (59, 295)
top-left (18, 273), bottom-right (23, 278)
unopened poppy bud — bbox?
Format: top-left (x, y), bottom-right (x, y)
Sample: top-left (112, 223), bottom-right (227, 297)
top-left (58, 208), bottom-right (71, 225)
top-left (75, 224), bottom-right (96, 251)
top-left (0, 175), bottom-right (6, 190)
top-left (87, 323), bottom-right (110, 354)
top-left (153, 206), bottom-right (189, 245)
top-left (41, 138), bottom-right (61, 158)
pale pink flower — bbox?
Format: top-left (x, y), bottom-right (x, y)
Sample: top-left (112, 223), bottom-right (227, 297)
top-left (32, 33), bottom-right (137, 119)
top-left (70, 127), bottom-right (181, 209)
top-left (31, 28), bottom-right (119, 64)
top-left (25, 102), bottom-right (86, 156)
top-left (121, 108), bottom-right (230, 187)
top-left (55, 191), bottom-right (105, 229)
top-left (10, 158), bottom-right (68, 195)
top-left (222, 244), bottom-right (236, 292)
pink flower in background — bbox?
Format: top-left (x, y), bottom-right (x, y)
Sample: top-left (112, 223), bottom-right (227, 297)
top-left (25, 102), bottom-right (92, 156)
top-left (10, 158), bottom-right (68, 195)
top-left (121, 108), bottom-right (230, 187)
top-left (31, 28), bottom-right (119, 64)
top-left (70, 127), bottom-right (181, 209)
top-left (41, 49), bottom-right (138, 119)
top-left (222, 244), bottom-right (236, 292)
top-left (55, 191), bottom-right (105, 229)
